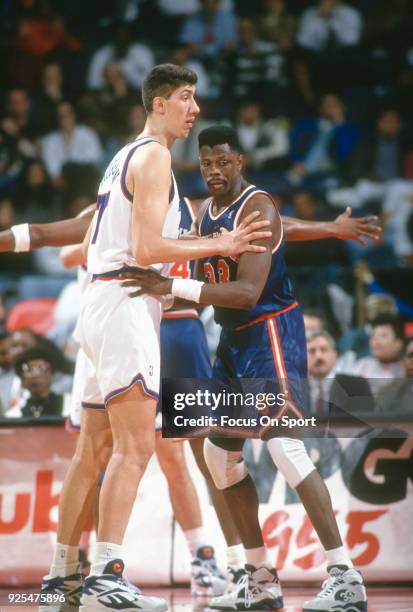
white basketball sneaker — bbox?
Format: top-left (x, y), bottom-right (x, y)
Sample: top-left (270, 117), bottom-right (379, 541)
top-left (303, 567), bottom-right (368, 612)
top-left (209, 564), bottom-right (283, 610)
top-left (191, 545), bottom-right (227, 597)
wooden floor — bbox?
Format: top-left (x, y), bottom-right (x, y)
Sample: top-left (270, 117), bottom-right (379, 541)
top-left (1, 586), bottom-right (412, 612)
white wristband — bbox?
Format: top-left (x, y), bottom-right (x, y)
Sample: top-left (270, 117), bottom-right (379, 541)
top-left (11, 224), bottom-right (30, 252)
top-left (172, 279), bottom-right (204, 303)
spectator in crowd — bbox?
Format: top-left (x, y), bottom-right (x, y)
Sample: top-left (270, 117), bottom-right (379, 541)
top-left (339, 293), bottom-right (398, 358)
top-left (0, 331), bottom-right (13, 416)
top-left (33, 61), bottom-right (66, 136)
top-left (179, 0), bottom-right (238, 61)
top-left (376, 336), bottom-right (413, 414)
top-left (7, 347), bottom-right (64, 419)
top-left (288, 93), bottom-right (360, 191)
top-left (353, 314), bottom-right (405, 388)
top-left (168, 44), bottom-right (217, 100)
top-left (40, 101), bottom-right (103, 185)
top-left (6, 328), bottom-right (74, 416)
top-left (86, 21), bottom-right (154, 91)
top-left (14, 159), bottom-right (60, 222)
top-left (260, 0), bottom-right (297, 51)
top-left (235, 99), bottom-right (289, 173)
top-left (226, 17), bottom-right (287, 109)
top-left (346, 109), bottom-right (412, 184)
top-left (307, 330), bottom-right (373, 417)
top-left (295, 0), bottom-right (363, 96)
top-left (302, 308), bottom-right (327, 336)
top-left (1, 88), bottom-right (39, 160)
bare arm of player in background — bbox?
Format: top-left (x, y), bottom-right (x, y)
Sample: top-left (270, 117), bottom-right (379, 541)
top-left (128, 143), bottom-right (271, 266)
top-left (122, 193), bottom-right (279, 309)
top-left (0, 204), bottom-right (96, 252)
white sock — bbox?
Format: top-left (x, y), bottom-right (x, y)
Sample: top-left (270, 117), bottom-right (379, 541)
top-left (49, 543), bottom-right (79, 578)
top-left (325, 546), bottom-right (353, 570)
top-left (245, 546), bottom-right (272, 569)
top-left (226, 544), bottom-right (246, 570)
top-left (90, 542), bottom-right (123, 576)
top-left (183, 527), bottom-right (209, 557)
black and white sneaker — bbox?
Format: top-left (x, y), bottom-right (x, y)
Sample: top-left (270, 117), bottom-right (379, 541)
top-left (80, 559), bottom-right (167, 612)
top-left (191, 546), bottom-right (227, 597)
top-left (39, 572), bottom-right (83, 611)
top-left (303, 567), bottom-right (368, 612)
top-left (208, 564), bottom-right (283, 610)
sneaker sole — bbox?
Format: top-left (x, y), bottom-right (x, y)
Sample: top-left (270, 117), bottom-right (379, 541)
top-left (303, 602), bottom-right (367, 612)
top-left (207, 596), bottom-right (284, 611)
top-left (80, 606), bottom-right (168, 612)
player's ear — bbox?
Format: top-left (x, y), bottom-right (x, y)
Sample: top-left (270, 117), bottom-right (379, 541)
top-left (238, 154), bottom-right (245, 170)
top-left (152, 96), bottom-right (166, 115)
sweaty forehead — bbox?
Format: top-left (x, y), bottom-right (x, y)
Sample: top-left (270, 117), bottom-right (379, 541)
top-left (200, 143), bottom-right (234, 158)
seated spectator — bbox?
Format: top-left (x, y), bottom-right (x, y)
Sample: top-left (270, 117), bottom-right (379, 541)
top-left (339, 293), bottom-right (398, 358)
top-left (14, 158), bottom-right (60, 222)
top-left (288, 93), bottom-right (360, 191)
top-left (1, 88), bottom-right (38, 158)
top-left (303, 307), bottom-right (327, 336)
top-left (179, 0), bottom-right (238, 61)
top-left (40, 101), bottom-right (103, 185)
top-left (0, 331), bottom-right (13, 416)
top-left (7, 347), bottom-right (64, 419)
top-left (235, 100), bottom-right (289, 172)
top-left (260, 0), bottom-right (297, 51)
top-left (294, 0), bottom-right (363, 96)
top-left (353, 314), bottom-right (405, 389)
top-left (87, 22), bottom-right (154, 91)
top-left (307, 330), bottom-right (374, 417)
top-left (376, 337), bottom-right (413, 414)
top-left (33, 62), bottom-right (66, 136)
top-left (168, 44), bottom-right (218, 100)
top-left (346, 109), bottom-right (413, 184)
top-left (226, 17), bottom-right (287, 109)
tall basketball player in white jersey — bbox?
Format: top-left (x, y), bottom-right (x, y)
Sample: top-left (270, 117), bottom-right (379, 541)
top-left (40, 64), bottom-right (272, 612)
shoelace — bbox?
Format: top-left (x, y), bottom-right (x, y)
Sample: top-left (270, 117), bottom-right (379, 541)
top-left (233, 572), bottom-right (260, 610)
top-left (317, 576), bottom-right (344, 599)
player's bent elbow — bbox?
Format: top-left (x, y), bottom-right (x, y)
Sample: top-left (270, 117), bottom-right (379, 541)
top-left (236, 286), bottom-right (259, 310)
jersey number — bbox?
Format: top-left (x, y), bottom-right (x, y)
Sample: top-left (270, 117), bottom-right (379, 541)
top-left (91, 192), bottom-right (110, 244)
top-left (203, 259), bottom-right (230, 284)
top-left (169, 261), bottom-right (191, 279)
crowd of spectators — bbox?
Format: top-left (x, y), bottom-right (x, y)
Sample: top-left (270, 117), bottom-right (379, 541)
top-left (0, 0), bottom-right (412, 421)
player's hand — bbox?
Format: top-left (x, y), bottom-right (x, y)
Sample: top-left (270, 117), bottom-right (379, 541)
top-left (120, 267), bottom-right (172, 297)
top-left (216, 211), bottom-right (272, 257)
top-left (334, 207), bottom-right (382, 246)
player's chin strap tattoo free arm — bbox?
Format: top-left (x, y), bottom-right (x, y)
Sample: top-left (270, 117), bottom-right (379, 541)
top-left (283, 206), bottom-right (381, 247)
top-left (0, 204), bottom-right (96, 252)
top-left (121, 194), bottom-right (280, 311)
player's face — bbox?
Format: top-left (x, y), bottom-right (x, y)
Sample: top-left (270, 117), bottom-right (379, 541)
top-left (307, 337), bottom-right (337, 378)
top-left (199, 144), bottom-right (243, 196)
top-left (164, 84), bottom-right (199, 138)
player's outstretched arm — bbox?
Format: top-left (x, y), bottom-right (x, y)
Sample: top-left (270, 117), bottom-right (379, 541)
top-left (122, 194), bottom-right (280, 310)
top-left (130, 144), bottom-right (272, 266)
top-left (0, 205), bottom-right (95, 253)
top-left (283, 207), bottom-right (381, 246)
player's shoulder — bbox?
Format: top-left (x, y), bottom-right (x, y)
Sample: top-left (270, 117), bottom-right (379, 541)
top-left (242, 189), bottom-right (280, 216)
top-left (129, 139), bottom-right (171, 170)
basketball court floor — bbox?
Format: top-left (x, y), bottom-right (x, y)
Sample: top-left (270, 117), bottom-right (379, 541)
top-left (1, 586), bottom-right (412, 612)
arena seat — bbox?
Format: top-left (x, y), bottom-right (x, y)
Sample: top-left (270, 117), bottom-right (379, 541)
top-left (6, 297), bottom-right (56, 334)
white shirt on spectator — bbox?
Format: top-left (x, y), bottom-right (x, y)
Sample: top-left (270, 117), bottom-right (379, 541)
top-left (87, 43), bottom-right (154, 90)
top-left (41, 125), bottom-right (103, 178)
top-left (297, 4), bottom-right (362, 51)
top-left (237, 119), bottom-right (289, 169)
top-left (157, 0), bottom-right (233, 14)
top-left (352, 356), bottom-right (403, 391)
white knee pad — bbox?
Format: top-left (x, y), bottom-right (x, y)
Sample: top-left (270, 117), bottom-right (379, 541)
top-left (203, 439), bottom-right (249, 490)
top-left (267, 437), bottom-right (315, 489)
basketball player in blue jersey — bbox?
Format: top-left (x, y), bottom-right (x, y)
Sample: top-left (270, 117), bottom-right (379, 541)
top-left (121, 126), bottom-right (370, 612)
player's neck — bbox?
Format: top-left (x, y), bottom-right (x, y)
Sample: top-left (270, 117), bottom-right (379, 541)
top-left (139, 117), bottom-right (175, 149)
top-left (214, 177), bottom-right (248, 210)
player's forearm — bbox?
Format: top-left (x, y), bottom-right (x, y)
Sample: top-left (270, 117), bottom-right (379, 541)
top-left (0, 230), bottom-right (15, 252)
top-left (30, 216), bottom-right (92, 248)
top-left (282, 217), bottom-right (338, 242)
top-left (168, 279), bottom-right (259, 310)
top-left (135, 235), bottom-right (225, 267)
top-left (60, 244), bottom-right (85, 268)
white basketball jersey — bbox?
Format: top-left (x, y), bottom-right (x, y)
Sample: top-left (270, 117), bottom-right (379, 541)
top-left (87, 137), bottom-right (180, 275)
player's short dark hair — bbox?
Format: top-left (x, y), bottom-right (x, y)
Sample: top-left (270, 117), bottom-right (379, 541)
top-left (371, 314), bottom-right (404, 341)
top-left (142, 63), bottom-right (197, 113)
top-left (198, 125), bottom-right (243, 153)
